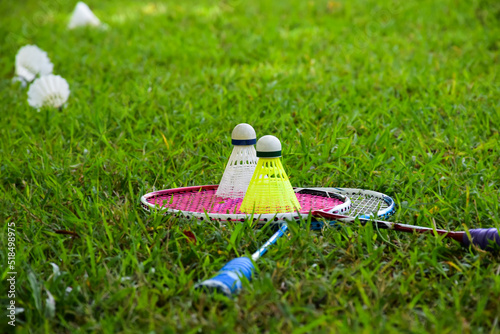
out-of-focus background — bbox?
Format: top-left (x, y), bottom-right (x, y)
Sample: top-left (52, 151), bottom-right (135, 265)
top-left (1, 0), bottom-right (499, 332)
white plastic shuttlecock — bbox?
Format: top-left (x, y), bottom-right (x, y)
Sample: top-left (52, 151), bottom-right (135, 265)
top-left (216, 123), bottom-right (259, 198)
top-left (27, 75), bottom-right (70, 109)
top-left (15, 45), bottom-right (54, 82)
top-left (68, 2), bottom-right (102, 29)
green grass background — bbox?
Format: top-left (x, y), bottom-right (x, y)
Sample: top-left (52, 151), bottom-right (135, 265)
top-left (1, 0), bottom-right (499, 332)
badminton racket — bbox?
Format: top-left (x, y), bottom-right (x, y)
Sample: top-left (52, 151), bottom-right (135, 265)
top-left (195, 187), bottom-right (499, 296)
top-left (303, 188), bottom-right (499, 252)
top-left (141, 185), bottom-right (352, 223)
top-left (141, 185), bottom-right (354, 297)
top-left (195, 187), bottom-right (396, 296)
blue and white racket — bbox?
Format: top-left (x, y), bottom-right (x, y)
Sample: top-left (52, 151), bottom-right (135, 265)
top-left (195, 186), bottom-right (500, 296)
top-left (195, 187), bottom-right (396, 296)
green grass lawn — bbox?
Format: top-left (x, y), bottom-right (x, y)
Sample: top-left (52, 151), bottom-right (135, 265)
top-left (1, 0), bottom-right (500, 332)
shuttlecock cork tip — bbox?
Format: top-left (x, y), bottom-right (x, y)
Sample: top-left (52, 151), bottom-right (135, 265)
top-left (256, 135), bottom-right (281, 158)
top-left (231, 123), bottom-right (256, 145)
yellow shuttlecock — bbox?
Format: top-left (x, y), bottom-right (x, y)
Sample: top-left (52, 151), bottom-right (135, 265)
top-left (239, 135), bottom-right (301, 213)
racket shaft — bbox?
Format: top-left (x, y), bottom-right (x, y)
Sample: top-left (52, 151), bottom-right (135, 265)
top-left (251, 224), bottom-right (289, 261)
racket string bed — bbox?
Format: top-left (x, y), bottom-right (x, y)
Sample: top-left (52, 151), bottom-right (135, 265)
top-left (331, 188), bottom-right (395, 220)
top-left (144, 187), bottom-right (347, 219)
top-left (348, 195), bottom-right (388, 216)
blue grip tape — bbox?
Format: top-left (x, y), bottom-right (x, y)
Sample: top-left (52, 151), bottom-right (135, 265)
top-left (463, 228), bottom-right (500, 250)
top-left (196, 257), bottom-right (255, 296)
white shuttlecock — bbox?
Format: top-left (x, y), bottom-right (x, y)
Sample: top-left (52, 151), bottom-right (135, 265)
top-left (68, 2), bottom-right (102, 29)
top-left (27, 75), bottom-right (70, 109)
top-left (216, 123), bottom-right (259, 199)
top-left (15, 45), bottom-right (54, 83)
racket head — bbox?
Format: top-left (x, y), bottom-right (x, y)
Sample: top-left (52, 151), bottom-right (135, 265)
top-left (324, 187), bottom-right (395, 219)
top-left (141, 185), bottom-right (351, 224)
top-left (295, 187), bottom-right (396, 229)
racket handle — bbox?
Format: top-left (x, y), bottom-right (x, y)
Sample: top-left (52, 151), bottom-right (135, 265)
top-left (462, 228), bottom-right (500, 250)
top-left (195, 257), bottom-right (255, 297)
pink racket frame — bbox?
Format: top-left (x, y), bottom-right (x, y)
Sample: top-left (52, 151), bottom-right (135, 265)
top-left (140, 185), bottom-right (351, 223)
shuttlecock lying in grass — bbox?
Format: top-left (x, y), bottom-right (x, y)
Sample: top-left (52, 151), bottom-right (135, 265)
top-left (216, 123), bottom-right (258, 199)
top-left (15, 45), bottom-right (54, 83)
top-left (239, 135), bottom-right (301, 213)
top-left (68, 2), bottom-right (102, 29)
top-left (27, 75), bottom-right (70, 109)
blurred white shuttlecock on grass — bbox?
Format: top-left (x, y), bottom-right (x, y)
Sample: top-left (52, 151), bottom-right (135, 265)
top-left (216, 123), bottom-right (259, 199)
top-left (27, 75), bottom-right (70, 109)
top-left (68, 2), bottom-right (102, 29)
top-left (15, 45), bottom-right (54, 83)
